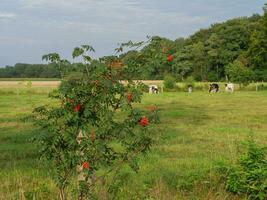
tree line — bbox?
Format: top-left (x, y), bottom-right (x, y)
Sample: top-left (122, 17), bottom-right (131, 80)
top-left (0, 63), bottom-right (60, 78)
top-left (119, 4), bottom-right (267, 84)
top-left (0, 5), bottom-right (266, 84)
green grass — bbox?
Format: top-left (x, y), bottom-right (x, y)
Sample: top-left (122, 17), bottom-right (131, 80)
top-left (0, 90), bottom-right (267, 199)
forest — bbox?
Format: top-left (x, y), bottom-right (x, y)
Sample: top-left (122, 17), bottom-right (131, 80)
top-left (0, 5), bottom-right (266, 83)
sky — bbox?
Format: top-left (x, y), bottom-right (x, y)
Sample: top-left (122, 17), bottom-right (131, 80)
top-left (0, 0), bottom-right (265, 67)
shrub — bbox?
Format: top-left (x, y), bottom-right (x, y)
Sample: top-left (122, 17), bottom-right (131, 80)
top-left (218, 139), bottom-right (267, 200)
top-left (32, 45), bottom-right (156, 200)
top-left (225, 60), bottom-right (252, 86)
top-left (184, 76), bottom-right (195, 87)
top-left (163, 75), bottom-right (176, 89)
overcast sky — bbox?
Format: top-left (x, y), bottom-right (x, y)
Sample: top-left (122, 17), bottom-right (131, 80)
top-left (0, 0), bottom-right (265, 66)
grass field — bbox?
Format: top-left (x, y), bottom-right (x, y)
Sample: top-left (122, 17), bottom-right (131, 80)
top-left (0, 87), bottom-right (267, 199)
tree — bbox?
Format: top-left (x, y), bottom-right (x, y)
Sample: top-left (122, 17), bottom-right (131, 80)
top-left (42, 53), bottom-right (70, 79)
top-left (225, 59), bottom-right (252, 86)
top-left (173, 46), bottom-right (193, 80)
top-left (163, 74), bottom-right (176, 89)
top-left (247, 4), bottom-right (267, 81)
top-left (191, 42), bottom-right (207, 81)
top-left (32, 45), bottom-right (156, 200)
top-left (207, 33), bottom-right (221, 81)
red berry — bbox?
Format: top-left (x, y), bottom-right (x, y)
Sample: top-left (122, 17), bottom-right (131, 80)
top-left (73, 104), bottom-right (81, 112)
top-left (167, 55), bottom-right (173, 62)
top-left (139, 117), bottom-right (149, 127)
top-left (126, 93), bottom-right (133, 103)
top-left (82, 161), bottom-right (90, 170)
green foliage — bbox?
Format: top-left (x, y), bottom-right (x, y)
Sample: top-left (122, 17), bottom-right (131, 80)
top-left (247, 5), bottom-right (267, 79)
top-left (225, 59), bottom-right (252, 85)
top-left (32, 45), bottom-right (155, 199)
top-left (163, 75), bottom-right (176, 89)
top-left (0, 63), bottom-right (61, 78)
top-left (42, 53), bottom-right (70, 79)
top-left (219, 139), bottom-right (267, 200)
top-left (184, 76), bottom-right (195, 88)
top-left (173, 46), bottom-right (194, 81)
top-left (117, 12), bottom-right (265, 82)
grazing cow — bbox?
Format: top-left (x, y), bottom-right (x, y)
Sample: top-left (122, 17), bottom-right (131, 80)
top-left (225, 83), bottom-right (234, 92)
top-left (149, 85), bottom-right (159, 94)
top-left (188, 85), bottom-right (193, 93)
top-left (209, 83), bottom-right (219, 93)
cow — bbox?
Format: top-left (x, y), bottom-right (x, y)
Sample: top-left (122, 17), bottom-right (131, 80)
top-left (225, 83), bottom-right (234, 92)
top-left (209, 83), bottom-right (219, 93)
top-left (188, 85), bottom-right (193, 93)
top-left (149, 85), bottom-right (159, 94)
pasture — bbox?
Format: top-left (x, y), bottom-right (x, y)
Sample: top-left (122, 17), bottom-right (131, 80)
top-left (0, 85), bottom-right (267, 200)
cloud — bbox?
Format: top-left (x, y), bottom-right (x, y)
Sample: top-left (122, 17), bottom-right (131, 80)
top-left (0, 12), bottom-right (16, 19)
top-left (0, 0), bottom-right (264, 66)
top-left (21, 0), bottom-right (136, 12)
top-left (20, 0), bottom-right (208, 38)
top-left (0, 36), bottom-right (45, 45)
top-left (20, 0), bottom-right (206, 23)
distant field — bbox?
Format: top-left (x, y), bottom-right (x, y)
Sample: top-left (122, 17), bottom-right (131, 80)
top-left (0, 81), bottom-right (60, 88)
top-left (0, 80), bottom-right (163, 88)
top-left (0, 78), bottom-right (60, 81)
top-left (0, 87), bottom-right (266, 199)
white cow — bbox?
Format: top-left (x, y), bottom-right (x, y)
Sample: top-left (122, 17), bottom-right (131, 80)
top-left (188, 85), bottom-right (193, 93)
top-left (149, 85), bottom-right (159, 94)
top-left (225, 83), bottom-right (234, 92)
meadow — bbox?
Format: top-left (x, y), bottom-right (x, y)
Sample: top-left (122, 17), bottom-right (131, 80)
top-left (0, 85), bottom-right (267, 200)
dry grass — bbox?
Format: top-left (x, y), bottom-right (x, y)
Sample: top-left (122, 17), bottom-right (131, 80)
top-left (0, 81), bottom-right (60, 88)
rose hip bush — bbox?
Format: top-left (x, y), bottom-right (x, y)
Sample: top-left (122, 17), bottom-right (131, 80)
top-left (32, 44), bottom-right (157, 200)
